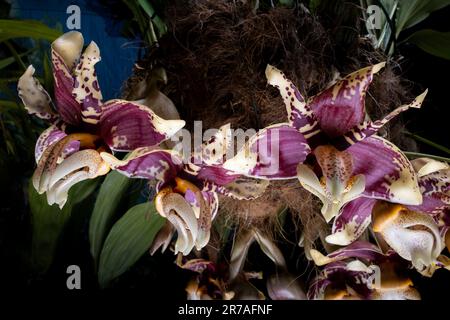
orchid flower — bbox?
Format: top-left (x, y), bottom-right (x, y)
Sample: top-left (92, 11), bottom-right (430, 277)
top-left (308, 241), bottom-right (420, 300)
top-left (237, 63), bottom-right (426, 246)
top-left (18, 31), bottom-right (184, 208)
top-left (372, 158), bottom-right (450, 274)
top-left (102, 124), bottom-right (270, 255)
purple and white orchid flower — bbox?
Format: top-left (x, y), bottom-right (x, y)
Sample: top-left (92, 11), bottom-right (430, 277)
top-left (18, 31), bottom-right (184, 208)
top-left (230, 63), bottom-right (427, 246)
top-left (308, 241), bottom-right (420, 300)
top-left (101, 124), bottom-right (270, 255)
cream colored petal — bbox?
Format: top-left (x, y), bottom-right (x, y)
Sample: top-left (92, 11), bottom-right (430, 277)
top-left (411, 157), bottom-right (449, 177)
top-left (51, 31), bottom-right (84, 70)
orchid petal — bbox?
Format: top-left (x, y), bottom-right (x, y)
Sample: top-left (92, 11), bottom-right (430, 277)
top-left (254, 230), bottom-right (287, 267)
top-left (408, 163), bottom-right (449, 214)
top-left (326, 198), bottom-right (376, 246)
top-left (347, 136), bottom-right (422, 205)
top-left (149, 221), bottom-right (175, 255)
top-left (265, 65), bottom-right (319, 137)
top-left (412, 157), bottom-right (449, 177)
top-left (51, 32), bottom-right (83, 125)
top-left (156, 191), bottom-right (200, 255)
top-left (33, 133), bottom-right (91, 193)
top-left (100, 99), bottom-right (185, 151)
top-left (335, 90), bottom-right (427, 149)
top-left (193, 123), bottom-right (233, 166)
top-left (310, 241), bottom-right (383, 266)
top-left (223, 123), bottom-right (310, 179)
top-left (229, 230), bottom-right (256, 281)
top-left (297, 149), bottom-right (365, 223)
top-left (18, 65), bottom-right (57, 121)
top-left (73, 41), bottom-right (103, 124)
top-left (34, 124), bottom-right (69, 163)
top-left (373, 203), bottom-right (443, 271)
top-left (100, 148), bottom-right (182, 183)
top-left (308, 62), bottom-right (385, 138)
top-left (207, 177), bottom-right (269, 200)
top-left (39, 149), bottom-right (109, 208)
top-left (195, 191), bottom-right (218, 249)
top-left (51, 31), bottom-right (84, 71)
top-left (189, 164), bottom-right (241, 186)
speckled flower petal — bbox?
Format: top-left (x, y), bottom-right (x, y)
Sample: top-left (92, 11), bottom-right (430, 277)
top-left (303, 145), bottom-right (366, 222)
top-left (195, 191), bottom-right (218, 250)
top-left (335, 90), bottom-right (427, 149)
top-left (307, 62), bottom-right (385, 138)
top-left (310, 241), bottom-right (383, 266)
top-left (51, 32), bottom-right (84, 125)
top-left (73, 41), bottom-right (103, 124)
top-left (326, 198), bottom-right (376, 246)
top-left (347, 135), bottom-right (422, 205)
top-left (100, 147), bottom-right (183, 183)
top-left (408, 159), bottom-right (449, 214)
top-left (193, 123), bottom-right (233, 166)
top-left (18, 65), bottom-right (57, 121)
top-left (204, 177), bottom-right (269, 200)
top-left (35, 124), bottom-right (71, 163)
top-left (222, 123), bottom-right (310, 179)
top-left (35, 148), bottom-right (109, 208)
top-left (100, 100), bottom-right (185, 151)
top-left (265, 65), bottom-right (320, 138)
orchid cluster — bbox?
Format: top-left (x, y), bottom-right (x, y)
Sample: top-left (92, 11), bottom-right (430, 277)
top-left (20, 32), bottom-right (449, 299)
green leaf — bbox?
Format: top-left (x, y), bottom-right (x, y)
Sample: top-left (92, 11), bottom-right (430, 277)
top-left (0, 19), bottom-right (62, 42)
top-left (28, 177), bottom-right (99, 273)
top-left (406, 29), bottom-right (450, 60)
top-left (89, 171), bottom-right (132, 268)
top-left (98, 202), bottom-right (165, 287)
top-left (396, 0), bottom-right (450, 35)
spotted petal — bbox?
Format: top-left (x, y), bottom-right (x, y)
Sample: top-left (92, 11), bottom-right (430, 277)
top-left (100, 147), bottom-right (183, 184)
top-left (300, 145), bottom-right (365, 222)
top-left (310, 241), bottom-right (383, 266)
top-left (73, 41), bottom-right (103, 124)
top-left (100, 100), bottom-right (185, 151)
top-left (51, 31), bottom-right (84, 125)
top-left (326, 198), bottom-right (376, 246)
top-left (335, 90), bottom-right (427, 149)
top-left (34, 123), bottom-right (78, 163)
top-left (265, 65), bottom-right (319, 138)
top-left (222, 123), bottom-right (310, 179)
top-left (347, 135), bottom-right (422, 205)
top-left (308, 62), bottom-right (385, 138)
top-left (408, 158), bottom-right (449, 214)
top-left (18, 65), bottom-right (57, 121)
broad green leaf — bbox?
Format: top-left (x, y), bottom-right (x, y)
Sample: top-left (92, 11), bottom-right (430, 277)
top-left (0, 19), bottom-right (62, 42)
top-left (98, 202), bottom-right (165, 287)
top-left (406, 29), bottom-right (450, 60)
top-left (396, 0), bottom-right (450, 35)
top-left (28, 177), bottom-right (99, 273)
top-left (89, 171), bottom-right (132, 267)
